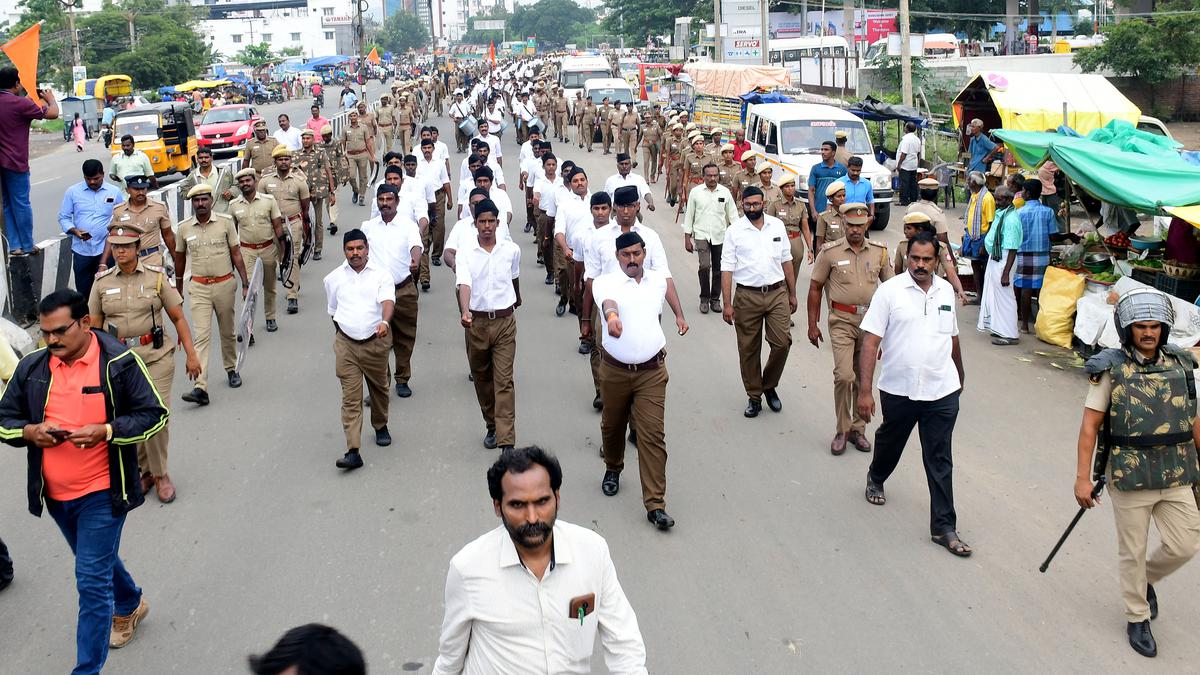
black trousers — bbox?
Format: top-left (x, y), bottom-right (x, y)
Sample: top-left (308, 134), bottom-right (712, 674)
top-left (868, 390), bottom-right (960, 536)
top-left (0, 535), bottom-right (12, 582)
top-left (898, 169), bottom-right (919, 206)
top-left (73, 252), bottom-right (102, 300)
top-left (696, 242), bottom-right (723, 302)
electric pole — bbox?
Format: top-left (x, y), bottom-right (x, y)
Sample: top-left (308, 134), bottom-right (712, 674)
top-left (714, 0), bottom-right (722, 63)
top-left (355, 0), bottom-right (367, 95)
top-left (899, 0), bottom-right (912, 106)
top-left (60, 0), bottom-right (81, 67)
top-left (759, 0), bottom-right (768, 66)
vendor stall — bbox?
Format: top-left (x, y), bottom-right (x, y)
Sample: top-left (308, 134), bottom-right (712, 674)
top-left (952, 72), bottom-right (1141, 137)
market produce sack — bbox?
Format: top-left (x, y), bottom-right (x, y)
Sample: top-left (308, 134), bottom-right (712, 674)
top-left (1036, 266), bottom-right (1086, 348)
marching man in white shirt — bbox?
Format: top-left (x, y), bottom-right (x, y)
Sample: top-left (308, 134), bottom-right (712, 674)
top-left (432, 446), bottom-right (649, 675)
top-left (445, 188), bottom-right (513, 272)
top-left (448, 91), bottom-right (472, 153)
top-left (324, 229), bottom-right (395, 471)
top-left (402, 154), bottom-right (438, 292)
top-left (471, 119), bottom-right (502, 166)
top-left (603, 153), bottom-right (656, 214)
top-left (456, 199), bottom-right (522, 451)
top-left (594, 231), bottom-right (688, 530)
top-left (552, 166), bottom-right (591, 318)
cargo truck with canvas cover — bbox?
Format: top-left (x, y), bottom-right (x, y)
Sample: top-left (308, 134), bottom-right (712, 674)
top-left (681, 62), bottom-right (791, 136)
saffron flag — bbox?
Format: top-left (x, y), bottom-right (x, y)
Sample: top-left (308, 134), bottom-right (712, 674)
top-left (1, 21), bottom-right (43, 105)
top-left (488, 41), bottom-right (496, 65)
top-left (367, 47), bottom-right (381, 65)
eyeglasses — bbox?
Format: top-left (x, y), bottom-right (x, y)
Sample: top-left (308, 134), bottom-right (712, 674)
top-left (41, 319), bottom-right (78, 338)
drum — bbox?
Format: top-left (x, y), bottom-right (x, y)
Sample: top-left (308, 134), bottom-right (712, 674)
top-left (458, 115), bottom-right (478, 137)
top-left (528, 115), bottom-right (543, 134)
top-left (496, 118), bottom-right (510, 134)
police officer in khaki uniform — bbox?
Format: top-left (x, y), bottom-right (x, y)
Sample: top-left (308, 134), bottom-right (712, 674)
top-left (807, 203), bottom-right (891, 454)
top-left (681, 135), bottom-right (706, 197)
top-left (766, 174), bottom-right (810, 274)
top-left (640, 114), bottom-right (663, 183)
top-left (716, 144), bottom-right (739, 193)
top-left (618, 104), bottom-right (639, 158)
top-left (553, 89), bottom-right (569, 142)
top-left (355, 100), bottom-right (377, 145)
top-left (229, 167), bottom-right (286, 331)
top-left (396, 95), bottom-right (415, 154)
top-left (181, 147), bottom-right (235, 214)
top-left (101, 174), bottom-right (174, 269)
top-left (833, 129), bottom-right (852, 166)
top-left (295, 129), bottom-right (336, 260)
top-left (664, 123), bottom-right (685, 206)
top-left (173, 183), bottom-right (251, 406)
top-left (732, 151), bottom-right (759, 212)
top-left (706, 129), bottom-right (726, 165)
top-left (374, 94), bottom-right (396, 152)
top-left (340, 110), bottom-right (374, 206)
top-left (755, 165), bottom-right (782, 206)
top-left (597, 99), bottom-right (614, 154)
top-left (580, 96), bottom-right (597, 151)
top-left (813, 182), bottom-right (848, 251)
top-left (261, 145), bottom-right (312, 315)
top-left (90, 222), bottom-right (201, 504)
top-left (242, 119), bottom-right (279, 175)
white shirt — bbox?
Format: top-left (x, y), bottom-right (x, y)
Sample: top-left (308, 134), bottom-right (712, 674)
top-left (402, 171), bottom-right (437, 206)
top-left (449, 100), bottom-right (472, 119)
top-left (553, 190), bottom-right (592, 252)
top-left (361, 214), bottom-right (424, 285)
top-left (445, 216), bottom-right (512, 254)
top-left (592, 269), bottom-right (669, 364)
top-left (475, 129), bottom-right (502, 158)
top-left (416, 155), bottom-right (451, 188)
top-left (369, 184), bottom-right (427, 224)
top-left (323, 261), bottom-right (393, 340)
top-left (414, 140), bottom-right (451, 166)
top-left (272, 126), bottom-right (303, 151)
top-left (533, 173), bottom-right (563, 216)
top-left (860, 271), bottom-right (961, 401)
top-left (431, 521), bottom-right (648, 675)
top-left (513, 99), bottom-right (535, 122)
top-left (455, 239), bottom-right (521, 311)
top-left (720, 215), bottom-right (792, 287)
top-left (459, 156), bottom-right (506, 194)
top-left (519, 141), bottom-right (537, 167)
top-left (897, 132), bottom-right (923, 172)
top-left (603, 173), bottom-right (652, 202)
top-left (584, 222), bottom-right (671, 280)
top-left (458, 189), bottom-right (513, 224)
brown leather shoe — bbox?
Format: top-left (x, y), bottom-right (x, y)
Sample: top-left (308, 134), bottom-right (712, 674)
top-left (139, 472), bottom-right (155, 496)
top-left (831, 433), bottom-right (847, 455)
top-left (110, 597), bottom-right (149, 648)
top-left (155, 474), bottom-right (176, 503)
top-left (848, 431), bottom-right (872, 452)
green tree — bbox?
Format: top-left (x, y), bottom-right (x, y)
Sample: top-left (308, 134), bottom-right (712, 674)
top-left (508, 0), bottom-right (596, 47)
top-left (1075, 12), bottom-right (1200, 117)
top-left (910, 0), bottom-right (1006, 40)
top-left (601, 0), bottom-right (706, 47)
top-left (376, 11), bottom-right (430, 55)
top-left (237, 43), bottom-right (276, 70)
top-left (6, 0), bottom-right (71, 88)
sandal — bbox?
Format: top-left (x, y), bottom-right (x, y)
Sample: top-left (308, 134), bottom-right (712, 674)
top-left (865, 480), bottom-right (886, 506)
top-left (931, 531), bottom-right (973, 557)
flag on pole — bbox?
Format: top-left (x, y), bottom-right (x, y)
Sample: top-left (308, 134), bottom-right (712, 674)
top-left (367, 47), bottom-right (381, 65)
top-left (488, 41), bottom-right (496, 65)
top-left (1, 21), bottom-right (43, 105)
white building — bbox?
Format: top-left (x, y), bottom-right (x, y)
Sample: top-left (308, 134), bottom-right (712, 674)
top-left (439, 0), bottom-right (515, 43)
top-left (198, 1), bottom-right (348, 61)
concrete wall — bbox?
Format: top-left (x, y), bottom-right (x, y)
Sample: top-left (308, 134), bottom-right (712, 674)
top-left (1111, 75), bottom-right (1200, 121)
top-left (857, 53), bottom-right (1092, 99)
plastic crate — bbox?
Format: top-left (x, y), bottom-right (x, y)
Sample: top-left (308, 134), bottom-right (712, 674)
top-left (1153, 272), bottom-right (1200, 302)
top-left (1130, 266), bottom-right (1159, 286)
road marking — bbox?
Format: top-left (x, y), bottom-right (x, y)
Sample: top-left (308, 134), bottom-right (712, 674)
top-left (32, 177), bottom-right (56, 186)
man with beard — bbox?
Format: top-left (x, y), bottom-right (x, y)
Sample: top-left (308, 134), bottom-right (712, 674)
top-left (432, 446), bottom-right (648, 674)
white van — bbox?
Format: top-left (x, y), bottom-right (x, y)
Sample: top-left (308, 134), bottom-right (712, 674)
top-left (744, 103), bottom-right (895, 230)
top-left (583, 78), bottom-right (637, 108)
top-left (559, 56), bottom-right (613, 116)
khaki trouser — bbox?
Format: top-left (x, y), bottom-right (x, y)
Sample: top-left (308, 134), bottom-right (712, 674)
top-left (599, 355), bottom-right (669, 511)
top-left (1109, 484), bottom-right (1200, 622)
top-left (285, 216), bottom-right (304, 301)
top-left (667, 163), bottom-right (682, 202)
top-left (431, 189), bottom-right (447, 260)
top-left (788, 230), bottom-right (806, 277)
top-left (334, 329), bottom-right (392, 450)
top-left (397, 127), bottom-right (412, 154)
top-left (241, 243), bottom-right (279, 321)
top-left (138, 350), bottom-right (175, 477)
top-left (536, 209), bottom-right (555, 274)
top-left (390, 281), bottom-right (419, 385)
top-left (583, 122), bottom-right (595, 151)
top-left (311, 196), bottom-right (327, 253)
top-left (733, 285), bottom-right (792, 402)
top-left (190, 276), bottom-right (237, 390)
top-left (828, 309), bottom-right (867, 434)
top-left (620, 129), bottom-right (636, 157)
top-left (419, 222), bottom-right (434, 285)
top-left (554, 244), bottom-right (573, 302)
top-left (602, 125), bottom-right (612, 153)
top-left (348, 153), bottom-right (370, 196)
top-left (466, 314), bottom-right (517, 446)
top-left (555, 112), bottom-right (567, 139)
top-left (642, 144), bottom-right (660, 180)
top-left (377, 125), bottom-right (394, 153)
top-left (139, 250), bottom-right (164, 269)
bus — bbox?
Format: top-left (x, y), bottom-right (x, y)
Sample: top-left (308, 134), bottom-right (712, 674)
top-left (766, 36), bottom-right (851, 68)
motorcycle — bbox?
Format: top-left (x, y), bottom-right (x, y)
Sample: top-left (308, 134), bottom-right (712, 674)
top-left (313, 92), bottom-right (325, 108)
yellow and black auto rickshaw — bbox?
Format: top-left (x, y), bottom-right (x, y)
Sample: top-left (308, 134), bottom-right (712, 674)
top-left (109, 102), bottom-right (198, 177)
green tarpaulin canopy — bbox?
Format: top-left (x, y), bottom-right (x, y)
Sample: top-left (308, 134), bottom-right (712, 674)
top-left (993, 128), bottom-right (1200, 214)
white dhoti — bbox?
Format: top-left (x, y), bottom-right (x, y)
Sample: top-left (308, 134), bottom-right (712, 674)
top-left (978, 254), bottom-right (1019, 339)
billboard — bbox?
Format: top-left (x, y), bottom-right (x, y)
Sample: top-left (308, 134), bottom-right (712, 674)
top-left (767, 10), bottom-right (897, 42)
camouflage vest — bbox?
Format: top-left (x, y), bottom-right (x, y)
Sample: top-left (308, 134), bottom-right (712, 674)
top-left (1091, 346), bottom-right (1200, 491)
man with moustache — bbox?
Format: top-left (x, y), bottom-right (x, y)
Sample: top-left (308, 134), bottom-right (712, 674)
top-left (432, 446), bottom-right (648, 675)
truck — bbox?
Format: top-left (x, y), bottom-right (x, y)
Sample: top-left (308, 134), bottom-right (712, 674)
top-left (559, 55), bottom-right (614, 117)
top-left (680, 62), bottom-right (791, 135)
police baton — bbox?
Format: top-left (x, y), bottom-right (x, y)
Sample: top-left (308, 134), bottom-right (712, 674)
top-left (1039, 476), bottom-right (1106, 573)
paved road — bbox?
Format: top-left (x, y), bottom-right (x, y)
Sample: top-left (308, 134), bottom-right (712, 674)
top-left (2, 83), bottom-right (1197, 673)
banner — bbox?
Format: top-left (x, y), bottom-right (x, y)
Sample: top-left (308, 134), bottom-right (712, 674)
top-left (488, 41), bottom-right (496, 65)
top-left (367, 47), bottom-right (381, 65)
top-left (1, 22), bottom-right (43, 105)
top-left (235, 258), bottom-right (264, 373)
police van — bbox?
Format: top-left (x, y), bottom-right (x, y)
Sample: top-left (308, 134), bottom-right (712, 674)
top-left (744, 103), bottom-right (894, 230)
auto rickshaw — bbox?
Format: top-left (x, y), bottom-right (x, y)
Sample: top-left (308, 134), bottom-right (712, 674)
top-left (109, 102), bottom-right (198, 178)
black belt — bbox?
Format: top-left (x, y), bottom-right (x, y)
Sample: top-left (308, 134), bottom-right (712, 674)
top-left (1110, 431), bottom-right (1194, 447)
top-left (470, 306), bottom-right (515, 319)
top-left (737, 281), bottom-right (785, 293)
top-left (138, 246), bottom-right (160, 257)
top-left (335, 324), bottom-right (378, 344)
top-left (601, 349), bottom-right (665, 372)
top-left (395, 277), bottom-right (413, 290)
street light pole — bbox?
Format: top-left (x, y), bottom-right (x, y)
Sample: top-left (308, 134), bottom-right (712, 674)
top-left (899, 0), bottom-right (913, 106)
top-left (61, 0), bottom-right (81, 67)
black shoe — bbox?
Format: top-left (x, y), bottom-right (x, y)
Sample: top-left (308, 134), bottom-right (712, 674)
top-left (744, 399), bottom-right (761, 418)
top-left (375, 425), bottom-right (392, 447)
top-left (352, 192), bottom-right (359, 203)
top-left (265, 319), bottom-right (278, 332)
top-left (182, 388), bottom-right (209, 406)
top-left (524, 223), bottom-right (534, 233)
top-left (483, 430), bottom-right (498, 449)
top-left (1127, 620), bottom-right (1157, 658)
top-left (592, 393), bottom-right (603, 410)
top-left (328, 223), bottom-right (337, 235)
top-left (1147, 583), bottom-right (1158, 620)
top-left (287, 299), bottom-right (298, 314)
top-left (554, 282), bottom-right (562, 296)
top-left (432, 257), bottom-right (442, 267)
top-left (248, 335), bottom-right (255, 347)
top-left (628, 429), bottom-right (637, 446)
top-left (358, 196), bottom-right (366, 206)
top-left (764, 388), bottom-right (782, 412)
top-left (601, 470), bottom-right (620, 496)
top-left (313, 251), bottom-right (322, 261)
top-left (336, 450), bottom-right (363, 470)
top-left (555, 300), bottom-right (567, 317)
top-left (396, 383), bottom-right (412, 398)
top-left (227, 370), bottom-right (242, 388)
top-left (647, 508), bottom-right (675, 530)
top-left (579, 341), bottom-right (591, 355)
top-left (544, 272), bottom-right (553, 285)
top-left (421, 281), bottom-right (430, 292)
top-left (499, 444), bottom-right (514, 452)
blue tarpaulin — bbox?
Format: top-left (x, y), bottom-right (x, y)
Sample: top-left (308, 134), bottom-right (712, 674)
top-left (738, 91), bottom-right (793, 125)
top-left (302, 55), bottom-right (353, 69)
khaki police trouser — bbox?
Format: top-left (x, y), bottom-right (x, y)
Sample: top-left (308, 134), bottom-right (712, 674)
top-left (189, 275), bottom-right (237, 391)
top-left (583, 122), bottom-right (595, 150)
top-left (240, 242), bottom-right (279, 321)
top-left (348, 153), bottom-right (370, 196)
top-left (642, 145), bottom-right (660, 181)
top-left (311, 196), bottom-right (327, 253)
top-left (390, 280), bottom-right (419, 385)
top-left (335, 329), bottom-right (392, 450)
top-left (377, 124), bottom-right (394, 153)
top-left (733, 285), bottom-right (792, 402)
top-left (1109, 484), bottom-right (1200, 622)
top-left (138, 350), bottom-right (175, 477)
top-left (599, 355), bottom-right (669, 511)
top-left (668, 162), bottom-right (682, 202)
top-left (555, 112), bottom-right (567, 139)
top-left (828, 309), bottom-right (867, 435)
top-left (620, 129), bottom-right (636, 157)
top-left (285, 216), bottom-right (304, 301)
top-left (466, 314), bottom-right (517, 446)
top-left (788, 229), bottom-right (805, 277)
top-left (397, 127), bottom-right (412, 154)
top-left (139, 249), bottom-right (164, 269)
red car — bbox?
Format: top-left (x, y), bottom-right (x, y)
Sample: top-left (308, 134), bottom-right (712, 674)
top-left (196, 104), bottom-right (262, 158)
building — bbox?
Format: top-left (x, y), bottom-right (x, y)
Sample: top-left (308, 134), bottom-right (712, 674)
top-left (195, 1), bottom-right (349, 60)
top-left (439, 0), bottom-right (515, 44)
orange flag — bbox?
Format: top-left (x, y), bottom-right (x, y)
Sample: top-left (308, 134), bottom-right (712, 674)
top-left (1, 21), bottom-right (43, 105)
top-left (488, 41), bottom-right (496, 65)
top-left (367, 47), bottom-right (381, 65)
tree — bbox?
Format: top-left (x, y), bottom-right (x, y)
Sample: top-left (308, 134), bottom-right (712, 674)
top-left (601, 0), bottom-right (706, 47)
top-left (1075, 11), bottom-right (1200, 117)
top-left (237, 43), bottom-right (276, 70)
top-left (508, 0), bottom-right (596, 48)
top-left (909, 0), bottom-right (1006, 40)
top-left (376, 11), bottom-right (430, 55)
top-left (462, 4), bottom-right (509, 45)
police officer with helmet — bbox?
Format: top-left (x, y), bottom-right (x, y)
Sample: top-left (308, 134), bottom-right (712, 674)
top-left (1075, 288), bottom-right (1200, 658)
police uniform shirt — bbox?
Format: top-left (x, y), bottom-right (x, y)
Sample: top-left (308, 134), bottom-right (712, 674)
top-left (811, 239), bottom-right (893, 307)
top-left (88, 262), bottom-right (182, 363)
top-left (445, 216), bottom-right (513, 253)
top-left (815, 209), bottom-right (845, 242)
top-left (592, 269), bottom-right (669, 364)
top-left (907, 200), bottom-right (949, 235)
top-left (720, 215), bottom-right (793, 287)
top-left (455, 239), bottom-right (521, 312)
top-left (296, 148), bottom-right (332, 199)
top-left (361, 214), bottom-right (425, 285)
top-left (584, 222), bottom-right (671, 281)
top-left (229, 192), bottom-right (283, 245)
top-left (341, 123), bottom-right (371, 154)
top-left (245, 136), bottom-right (280, 171)
top-left (766, 197), bottom-right (806, 232)
top-left (175, 213), bottom-right (239, 277)
top-left (261, 170), bottom-right (310, 219)
top-left (110, 199), bottom-right (171, 253)
top-left (717, 162), bottom-right (739, 192)
top-left (859, 271), bottom-right (960, 401)
top-left (323, 260), bottom-right (394, 340)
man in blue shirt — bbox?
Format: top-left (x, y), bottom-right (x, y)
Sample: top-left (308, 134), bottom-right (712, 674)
top-left (807, 141), bottom-right (847, 222)
top-left (966, 119), bottom-right (1000, 173)
top-left (59, 159), bottom-right (124, 298)
top-left (838, 156), bottom-right (875, 227)
top-left (1013, 178), bottom-right (1057, 334)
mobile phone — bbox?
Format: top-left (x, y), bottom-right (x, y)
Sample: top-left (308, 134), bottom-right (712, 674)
top-left (48, 428), bottom-right (72, 442)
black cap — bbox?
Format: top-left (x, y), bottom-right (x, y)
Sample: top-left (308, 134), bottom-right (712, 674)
top-left (613, 185), bottom-right (639, 206)
top-left (566, 167), bottom-right (586, 182)
top-left (473, 198), bottom-right (499, 218)
top-left (590, 192), bottom-right (611, 207)
top-left (376, 184), bottom-right (399, 197)
top-left (125, 175), bottom-right (151, 189)
top-left (615, 153), bottom-right (630, 163)
top-left (615, 231), bottom-right (645, 251)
